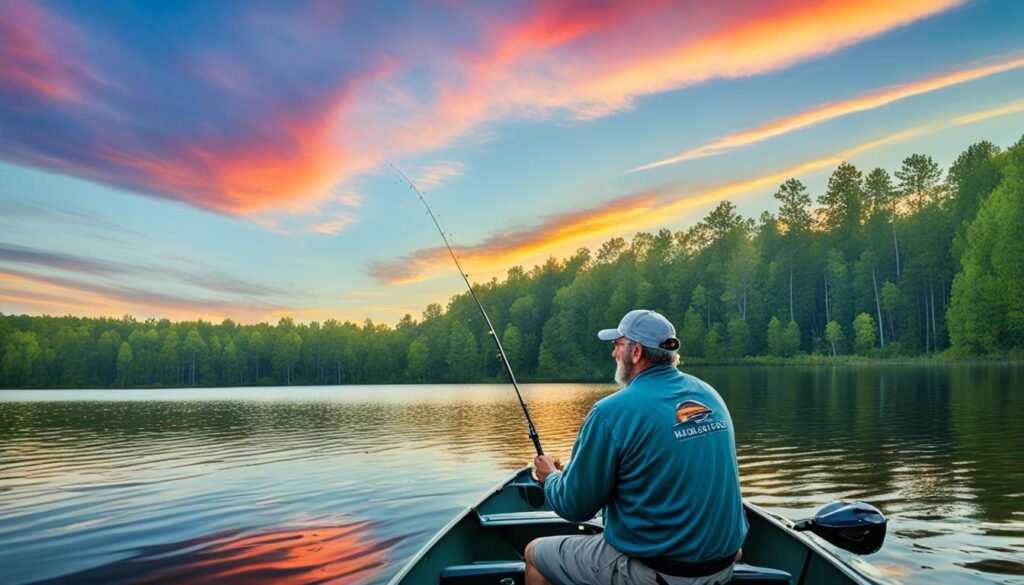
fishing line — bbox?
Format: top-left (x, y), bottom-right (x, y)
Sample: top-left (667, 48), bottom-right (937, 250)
top-left (392, 165), bottom-right (544, 456)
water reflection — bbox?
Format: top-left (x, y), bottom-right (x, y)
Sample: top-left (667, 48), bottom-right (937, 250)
top-left (1, 364), bottom-right (1022, 584)
top-left (36, 520), bottom-right (393, 584)
top-left (692, 365), bottom-right (1024, 583)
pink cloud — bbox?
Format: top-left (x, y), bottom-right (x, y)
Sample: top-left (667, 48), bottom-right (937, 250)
top-left (0, 1), bottom-right (84, 102)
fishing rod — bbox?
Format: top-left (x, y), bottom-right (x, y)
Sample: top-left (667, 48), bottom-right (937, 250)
top-left (392, 165), bottom-right (544, 457)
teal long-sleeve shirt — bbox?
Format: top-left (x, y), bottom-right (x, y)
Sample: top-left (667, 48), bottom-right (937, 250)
top-left (543, 365), bottom-right (748, 561)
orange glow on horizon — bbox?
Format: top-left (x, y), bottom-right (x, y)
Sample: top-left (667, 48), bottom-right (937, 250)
top-left (375, 98), bottom-right (1024, 286)
top-left (0, 270), bottom-right (285, 324)
top-left (372, 192), bottom-right (662, 285)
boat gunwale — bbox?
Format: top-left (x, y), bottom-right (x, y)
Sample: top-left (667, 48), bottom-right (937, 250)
top-left (387, 468), bottom-right (888, 585)
top-left (386, 468), bottom-right (524, 584)
top-left (743, 501), bottom-right (886, 585)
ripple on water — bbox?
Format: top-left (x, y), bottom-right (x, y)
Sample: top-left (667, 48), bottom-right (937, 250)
top-left (2, 370), bottom-right (1023, 585)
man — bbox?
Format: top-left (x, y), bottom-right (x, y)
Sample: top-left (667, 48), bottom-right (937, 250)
top-left (525, 309), bottom-right (747, 585)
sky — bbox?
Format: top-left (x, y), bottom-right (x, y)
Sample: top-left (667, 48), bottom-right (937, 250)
top-left (1, 0), bottom-right (1023, 326)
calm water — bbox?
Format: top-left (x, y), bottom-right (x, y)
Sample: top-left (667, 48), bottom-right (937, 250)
top-left (1, 365), bottom-right (1022, 584)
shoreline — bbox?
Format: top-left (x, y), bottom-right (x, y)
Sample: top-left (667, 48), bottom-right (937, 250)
top-left (2, 358), bottom-right (1023, 390)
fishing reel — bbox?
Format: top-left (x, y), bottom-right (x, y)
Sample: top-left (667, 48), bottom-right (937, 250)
top-left (507, 468), bottom-right (546, 509)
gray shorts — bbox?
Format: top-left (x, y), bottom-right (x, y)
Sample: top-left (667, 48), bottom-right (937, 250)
top-left (532, 534), bottom-right (733, 585)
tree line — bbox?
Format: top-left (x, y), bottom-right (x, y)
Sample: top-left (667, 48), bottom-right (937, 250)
top-left (2, 135), bottom-right (1022, 388)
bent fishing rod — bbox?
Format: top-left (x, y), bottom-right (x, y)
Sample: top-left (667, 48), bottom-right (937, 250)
top-left (392, 165), bottom-right (544, 457)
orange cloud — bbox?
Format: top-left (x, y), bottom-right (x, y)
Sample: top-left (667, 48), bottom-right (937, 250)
top-left (570, 0), bottom-right (964, 115)
top-left (373, 98), bottom-right (1024, 285)
top-left (90, 94), bottom-right (361, 214)
top-left (343, 0), bottom-right (964, 200)
top-left (631, 52), bottom-right (1024, 172)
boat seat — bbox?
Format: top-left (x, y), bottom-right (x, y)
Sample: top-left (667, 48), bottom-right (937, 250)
top-left (477, 510), bottom-right (600, 529)
top-left (729, 563), bottom-right (792, 584)
top-left (440, 560), bottom-right (524, 584)
top-left (438, 560), bottom-right (789, 584)
top-left (477, 510), bottom-right (565, 525)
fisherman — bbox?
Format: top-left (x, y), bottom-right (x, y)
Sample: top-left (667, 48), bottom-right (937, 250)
top-left (525, 309), bottom-right (747, 585)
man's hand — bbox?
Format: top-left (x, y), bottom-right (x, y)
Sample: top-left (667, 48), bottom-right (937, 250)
top-left (533, 455), bottom-right (563, 485)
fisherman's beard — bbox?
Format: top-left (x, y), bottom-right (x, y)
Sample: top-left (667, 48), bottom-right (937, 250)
top-left (614, 355), bottom-right (634, 388)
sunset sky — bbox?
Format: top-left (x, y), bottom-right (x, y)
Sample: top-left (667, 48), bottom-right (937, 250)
top-left (1, 0), bottom-right (1023, 325)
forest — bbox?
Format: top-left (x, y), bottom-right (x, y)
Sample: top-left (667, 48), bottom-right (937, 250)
top-left (2, 135), bottom-right (1022, 388)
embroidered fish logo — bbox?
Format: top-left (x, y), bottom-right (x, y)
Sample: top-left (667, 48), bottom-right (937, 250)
top-left (675, 400), bottom-right (713, 425)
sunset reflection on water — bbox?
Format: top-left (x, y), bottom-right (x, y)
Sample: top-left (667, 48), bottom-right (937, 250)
top-left (44, 520), bottom-right (394, 584)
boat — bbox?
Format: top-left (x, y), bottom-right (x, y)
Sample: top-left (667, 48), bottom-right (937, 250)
top-left (392, 175), bottom-right (890, 584)
top-left (389, 466), bottom-right (889, 585)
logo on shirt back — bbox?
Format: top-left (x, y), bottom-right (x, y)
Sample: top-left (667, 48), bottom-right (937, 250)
top-left (672, 400), bottom-right (728, 441)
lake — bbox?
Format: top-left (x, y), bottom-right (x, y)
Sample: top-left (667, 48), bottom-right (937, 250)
top-left (1, 365), bottom-right (1022, 584)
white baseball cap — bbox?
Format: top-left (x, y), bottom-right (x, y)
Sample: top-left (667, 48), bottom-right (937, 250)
top-left (598, 309), bottom-right (680, 351)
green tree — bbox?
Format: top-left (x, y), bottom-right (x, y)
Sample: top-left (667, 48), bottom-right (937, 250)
top-left (865, 167), bottom-right (902, 280)
top-left (692, 285), bottom-right (711, 328)
top-left (182, 329), bottom-right (207, 386)
top-left (159, 330), bottom-right (180, 385)
top-left (817, 162), bottom-right (865, 250)
top-left (782, 320), bottom-right (800, 357)
top-left (947, 141), bottom-right (1003, 241)
top-left (116, 341), bottom-right (133, 386)
top-left (880, 281), bottom-right (901, 343)
top-left (508, 296), bottom-right (540, 373)
top-left (896, 153), bottom-right (943, 212)
top-left (249, 330), bottom-right (266, 381)
top-left (223, 340), bottom-right (242, 385)
top-left (272, 330), bottom-right (303, 384)
top-left (206, 331), bottom-right (223, 385)
top-left (501, 324), bottom-right (523, 375)
top-left (853, 313), bottom-right (877, 353)
top-left (95, 330), bottom-right (122, 385)
top-left (726, 316), bottom-right (750, 357)
top-left (825, 321), bottom-right (843, 356)
top-left (54, 325), bottom-right (92, 386)
top-left (680, 307), bottom-right (705, 358)
top-left (854, 249), bottom-right (887, 349)
top-left (405, 336), bottom-right (430, 382)
top-left (704, 323), bottom-right (726, 361)
top-left (774, 178), bottom-right (813, 322)
top-left (722, 238), bottom-right (757, 321)
top-left (700, 201), bottom-right (750, 241)
top-left (1, 331), bottom-right (42, 387)
top-left (948, 155), bottom-right (1024, 352)
top-left (766, 317), bottom-right (784, 356)
top-left (824, 249), bottom-right (852, 327)
top-left (446, 321), bottom-right (480, 382)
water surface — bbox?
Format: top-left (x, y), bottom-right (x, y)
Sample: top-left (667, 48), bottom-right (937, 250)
top-left (1, 365), bottom-right (1022, 584)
